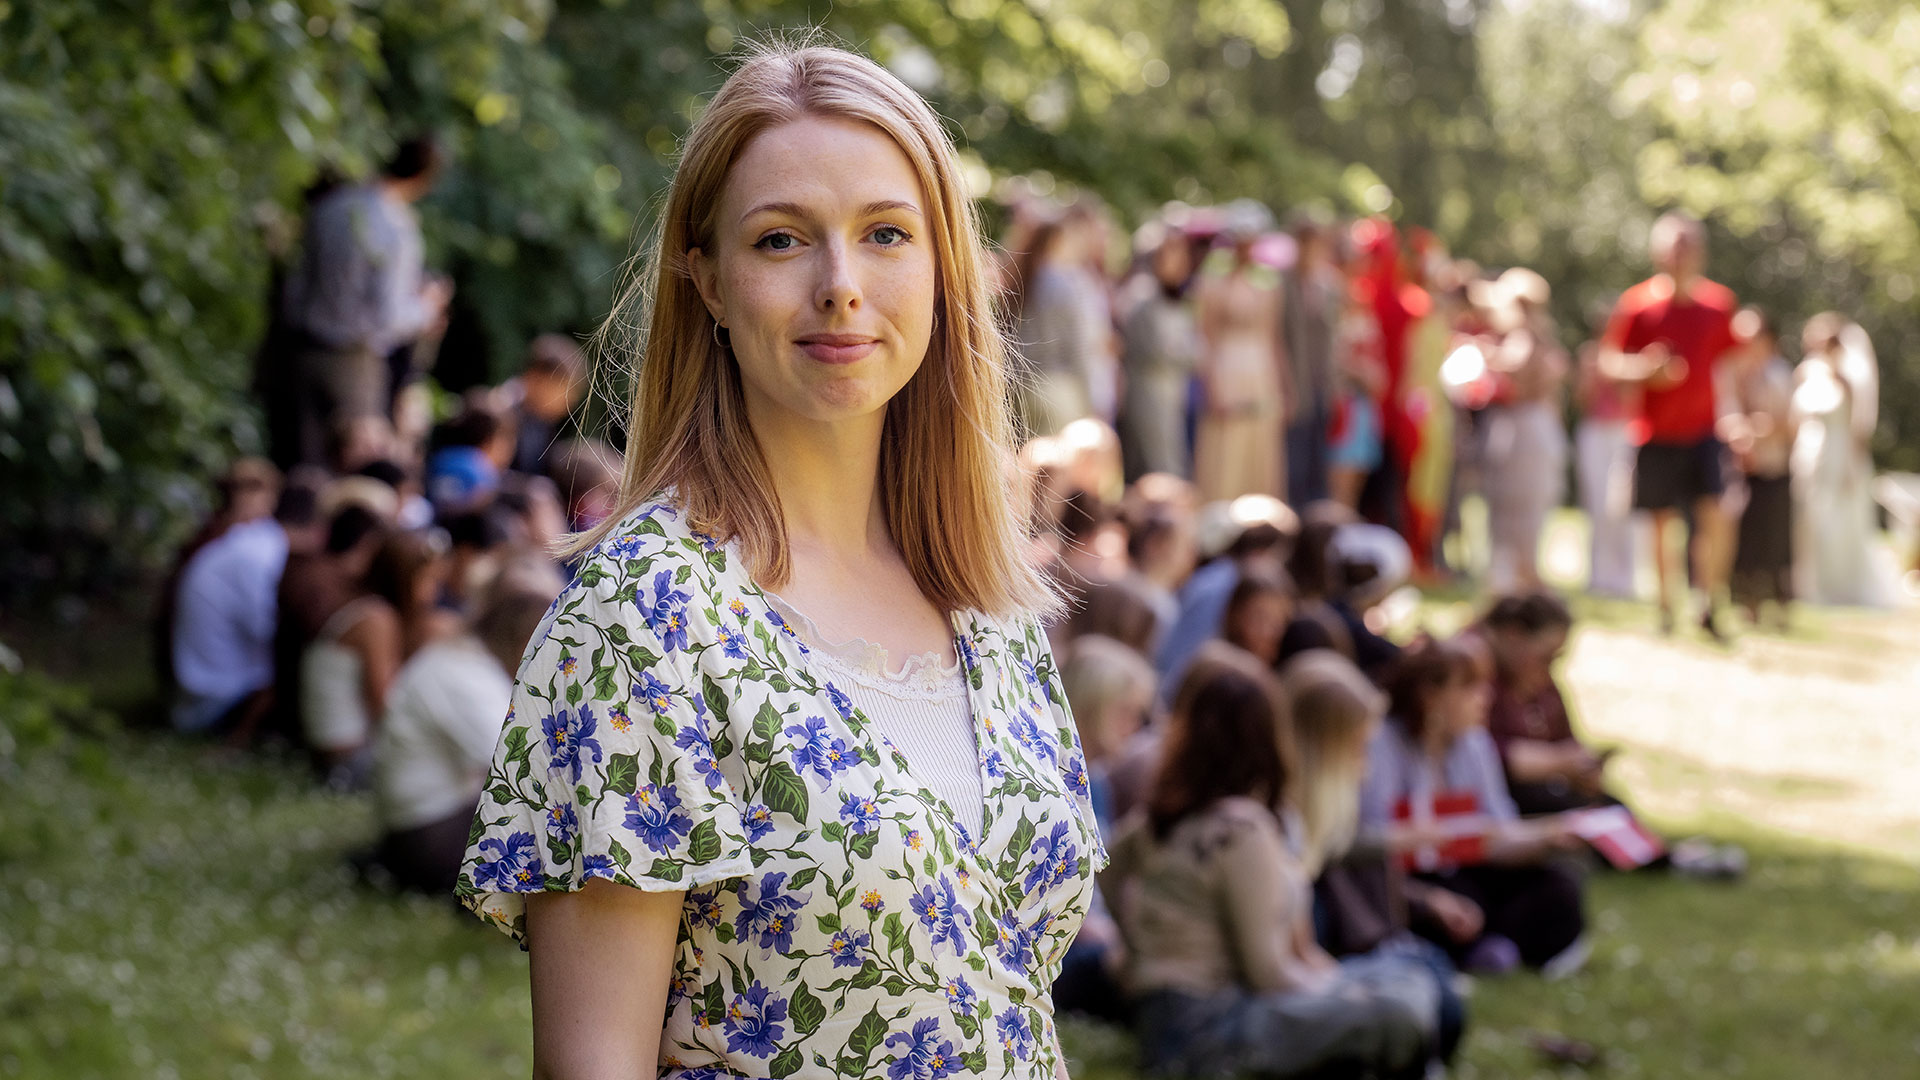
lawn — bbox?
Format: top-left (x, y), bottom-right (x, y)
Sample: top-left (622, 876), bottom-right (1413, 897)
top-left (5, 541), bottom-right (1919, 1078)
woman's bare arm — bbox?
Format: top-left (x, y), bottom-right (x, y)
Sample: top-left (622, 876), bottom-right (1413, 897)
top-left (527, 879), bottom-right (686, 1080)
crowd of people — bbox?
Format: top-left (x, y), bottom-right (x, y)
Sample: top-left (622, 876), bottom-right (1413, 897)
top-left (155, 141), bottom-right (1882, 1078)
top-left (999, 197), bottom-right (1904, 636)
top-left (1014, 423), bottom-right (1747, 1076)
top-left (160, 138), bottom-right (628, 892)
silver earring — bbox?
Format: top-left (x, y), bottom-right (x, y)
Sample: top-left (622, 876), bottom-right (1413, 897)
top-left (712, 321), bottom-right (729, 350)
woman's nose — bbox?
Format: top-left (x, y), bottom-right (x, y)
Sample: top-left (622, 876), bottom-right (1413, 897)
top-left (815, 242), bottom-right (861, 312)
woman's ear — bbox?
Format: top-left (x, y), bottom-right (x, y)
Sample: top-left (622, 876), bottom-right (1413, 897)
top-left (686, 246), bottom-right (725, 326)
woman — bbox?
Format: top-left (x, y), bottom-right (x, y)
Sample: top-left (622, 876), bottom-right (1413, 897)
top-left (1477, 270), bottom-right (1569, 592)
top-left (1360, 638), bottom-right (1588, 976)
top-left (301, 525), bottom-right (446, 782)
top-left (1011, 213), bottom-right (1107, 439)
top-left (1724, 309), bottom-right (1796, 624)
top-left (371, 565), bottom-right (562, 892)
top-left (459, 43), bottom-right (1105, 1080)
top-left (1117, 224), bottom-right (1201, 480)
top-left (1791, 313), bottom-right (1891, 607)
top-left (1192, 201), bottom-right (1286, 503)
top-left (1282, 650), bottom-right (1466, 1065)
top-left (1219, 566), bottom-right (1294, 668)
top-left (1103, 643), bottom-right (1436, 1079)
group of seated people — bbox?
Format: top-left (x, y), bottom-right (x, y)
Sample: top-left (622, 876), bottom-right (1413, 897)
top-left (159, 336), bottom-right (618, 893)
top-left (1024, 419), bottom-right (1741, 1078)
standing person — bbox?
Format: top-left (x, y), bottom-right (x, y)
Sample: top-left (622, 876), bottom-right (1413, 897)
top-left (1791, 313), bottom-right (1891, 608)
top-left (1599, 213), bottom-right (1740, 637)
top-left (1117, 224), bottom-right (1201, 480)
top-left (1349, 218), bottom-right (1418, 537)
top-left (1574, 331), bottom-right (1638, 599)
top-left (458, 43), bottom-right (1106, 1080)
top-left (1102, 644), bottom-right (1439, 1079)
top-left (1192, 200), bottom-right (1286, 503)
top-left (281, 137), bottom-right (452, 469)
top-left (1477, 269), bottom-right (1569, 592)
top-left (1724, 309), bottom-right (1797, 625)
top-left (1282, 215), bottom-right (1343, 506)
top-left (1011, 212), bottom-right (1106, 439)
top-left (1328, 267), bottom-right (1389, 513)
top-left (1400, 233), bottom-right (1456, 576)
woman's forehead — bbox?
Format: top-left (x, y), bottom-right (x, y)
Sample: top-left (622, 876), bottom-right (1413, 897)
top-left (723, 115), bottom-right (926, 221)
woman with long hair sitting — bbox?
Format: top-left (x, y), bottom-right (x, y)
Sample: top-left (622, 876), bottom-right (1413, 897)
top-left (1360, 637), bottom-right (1589, 976)
top-left (1284, 649), bottom-right (1467, 1064)
top-left (1104, 642), bottom-right (1437, 1079)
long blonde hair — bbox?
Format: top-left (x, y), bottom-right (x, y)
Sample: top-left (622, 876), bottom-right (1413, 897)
top-left (567, 36), bottom-right (1058, 619)
top-left (1060, 634), bottom-right (1156, 762)
top-left (1280, 650), bottom-right (1385, 876)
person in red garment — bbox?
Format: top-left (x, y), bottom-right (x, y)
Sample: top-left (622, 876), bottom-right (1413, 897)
top-left (1598, 213), bottom-right (1738, 638)
top-left (1349, 218), bottom-right (1422, 540)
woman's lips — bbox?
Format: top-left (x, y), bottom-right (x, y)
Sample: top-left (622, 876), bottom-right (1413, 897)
top-left (797, 338), bottom-right (878, 364)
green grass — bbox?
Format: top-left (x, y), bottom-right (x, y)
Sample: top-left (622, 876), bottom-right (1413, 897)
top-left (5, 546), bottom-right (1919, 1078)
top-left (5, 723), bottom-right (1916, 1079)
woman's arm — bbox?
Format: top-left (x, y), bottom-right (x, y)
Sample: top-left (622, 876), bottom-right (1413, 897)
top-left (527, 879), bottom-right (686, 1080)
top-left (343, 603), bottom-right (403, 728)
top-left (1501, 737), bottom-right (1597, 785)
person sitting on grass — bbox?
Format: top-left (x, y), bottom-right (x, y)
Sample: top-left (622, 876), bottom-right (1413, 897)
top-left (1360, 636), bottom-right (1590, 977)
top-left (1282, 649), bottom-right (1466, 1066)
top-left (368, 557), bottom-right (562, 893)
top-left (1104, 642), bottom-right (1439, 1079)
top-left (1476, 590), bottom-right (1745, 877)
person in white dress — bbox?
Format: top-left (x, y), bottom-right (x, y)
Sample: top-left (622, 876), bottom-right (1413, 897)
top-left (1790, 313), bottom-right (1892, 607)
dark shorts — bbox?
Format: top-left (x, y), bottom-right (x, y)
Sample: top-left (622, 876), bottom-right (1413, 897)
top-left (1632, 437), bottom-right (1726, 511)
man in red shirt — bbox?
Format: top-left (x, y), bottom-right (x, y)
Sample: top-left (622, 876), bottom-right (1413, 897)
top-left (1599, 214), bottom-right (1737, 638)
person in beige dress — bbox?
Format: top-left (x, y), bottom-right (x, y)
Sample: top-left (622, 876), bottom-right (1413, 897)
top-left (1193, 202), bottom-right (1286, 503)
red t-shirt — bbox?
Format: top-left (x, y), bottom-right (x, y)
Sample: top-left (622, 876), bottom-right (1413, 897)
top-left (1601, 276), bottom-right (1736, 444)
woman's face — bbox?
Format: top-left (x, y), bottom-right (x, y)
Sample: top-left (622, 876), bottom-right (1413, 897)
top-left (690, 116), bottom-right (938, 428)
top-left (1152, 238), bottom-right (1191, 289)
top-left (1230, 592), bottom-right (1293, 665)
top-left (1429, 671), bottom-right (1492, 741)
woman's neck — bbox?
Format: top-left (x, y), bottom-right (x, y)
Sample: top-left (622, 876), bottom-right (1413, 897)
top-left (1420, 721), bottom-right (1453, 762)
top-left (745, 389), bottom-right (891, 570)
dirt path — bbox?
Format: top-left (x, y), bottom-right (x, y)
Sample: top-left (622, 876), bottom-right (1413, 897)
top-left (1563, 609), bottom-right (1920, 863)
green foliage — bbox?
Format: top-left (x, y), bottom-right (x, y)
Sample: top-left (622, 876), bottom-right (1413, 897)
top-left (7, 0), bottom-right (1919, 606)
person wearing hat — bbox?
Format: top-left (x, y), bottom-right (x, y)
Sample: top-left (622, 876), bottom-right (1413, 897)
top-left (1193, 200), bottom-right (1287, 503)
top-left (1472, 268), bottom-right (1569, 591)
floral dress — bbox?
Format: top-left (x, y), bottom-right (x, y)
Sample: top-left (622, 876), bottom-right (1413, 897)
top-left (460, 496), bottom-right (1107, 1080)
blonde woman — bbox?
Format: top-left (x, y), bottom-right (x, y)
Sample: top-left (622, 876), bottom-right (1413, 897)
top-left (1282, 650), bottom-right (1466, 1064)
top-left (458, 41), bottom-right (1107, 1080)
top-left (1059, 633), bottom-right (1157, 831)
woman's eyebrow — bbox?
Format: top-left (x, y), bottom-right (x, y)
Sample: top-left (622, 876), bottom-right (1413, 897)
top-left (739, 199), bottom-right (923, 225)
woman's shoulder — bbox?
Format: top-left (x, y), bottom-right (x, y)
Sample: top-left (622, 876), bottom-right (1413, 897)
top-left (1160, 796), bottom-right (1283, 854)
top-left (522, 495), bottom-right (740, 678)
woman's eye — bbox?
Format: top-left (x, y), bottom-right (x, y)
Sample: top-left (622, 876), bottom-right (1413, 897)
top-left (755, 232), bottom-right (797, 251)
top-left (871, 225), bottom-right (910, 246)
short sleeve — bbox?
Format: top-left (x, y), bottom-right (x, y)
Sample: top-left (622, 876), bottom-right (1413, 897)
top-left (1028, 616), bottom-right (1111, 874)
top-left (1357, 723), bottom-right (1403, 830)
top-left (458, 565), bottom-right (754, 944)
top-left (1459, 730), bottom-right (1520, 823)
